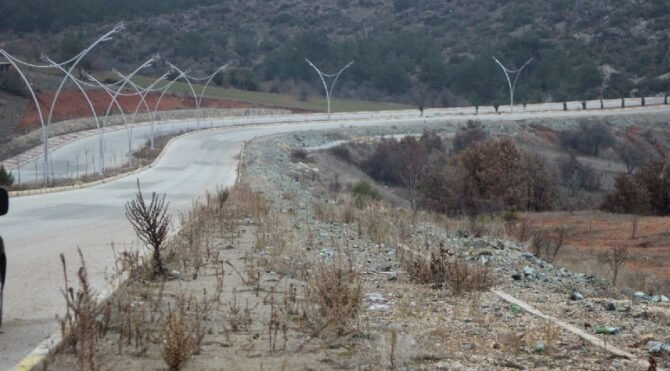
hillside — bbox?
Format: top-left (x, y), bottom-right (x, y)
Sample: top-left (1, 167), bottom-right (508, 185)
top-left (45, 123), bottom-right (670, 370)
top-left (1, 0), bottom-right (669, 108)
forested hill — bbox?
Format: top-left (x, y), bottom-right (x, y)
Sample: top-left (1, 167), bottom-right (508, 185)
top-left (1, 0), bottom-right (670, 107)
top-left (0, 0), bottom-right (219, 33)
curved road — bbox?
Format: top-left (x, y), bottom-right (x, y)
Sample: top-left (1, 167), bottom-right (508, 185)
top-left (3, 104), bottom-right (670, 369)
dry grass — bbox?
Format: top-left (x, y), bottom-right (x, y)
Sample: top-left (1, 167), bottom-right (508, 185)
top-left (56, 250), bottom-right (103, 371)
top-left (522, 211), bottom-right (670, 292)
top-left (304, 255), bottom-right (363, 337)
top-left (160, 293), bottom-right (210, 371)
top-left (402, 246), bottom-right (495, 294)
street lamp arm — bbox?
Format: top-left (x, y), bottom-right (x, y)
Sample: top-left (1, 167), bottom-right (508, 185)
top-left (167, 62), bottom-right (201, 127)
top-left (305, 59), bottom-right (353, 120)
top-left (43, 55), bottom-right (102, 132)
top-left (493, 56), bottom-right (533, 111)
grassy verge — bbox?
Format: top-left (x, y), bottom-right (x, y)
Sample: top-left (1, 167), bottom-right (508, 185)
top-left (129, 75), bottom-right (412, 113)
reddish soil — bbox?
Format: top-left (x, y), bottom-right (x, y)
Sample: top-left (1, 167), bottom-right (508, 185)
top-left (16, 90), bottom-right (262, 133)
top-left (524, 211), bottom-right (670, 290)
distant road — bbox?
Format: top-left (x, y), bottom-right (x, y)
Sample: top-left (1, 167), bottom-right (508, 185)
top-left (2, 103), bottom-right (670, 369)
top-left (10, 99), bottom-right (670, 183)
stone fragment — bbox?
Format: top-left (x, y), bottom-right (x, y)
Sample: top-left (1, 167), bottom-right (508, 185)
top-left (648, 341), bottom-right (670, 355)
top-left (570, 292), bottom-right (584, 301)
top-left (522, 266), bottom-right (535, 277)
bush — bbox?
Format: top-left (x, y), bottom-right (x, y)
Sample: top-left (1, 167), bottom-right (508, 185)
top-left (329, 145), bottom-right (352, 163)
top-left (419, 138), bottom-right (558, 215)
top-left (604, 158), bottom-right (670, 215)
top-left (290, 148), bottom-right (312, 163)
top-left (352, 180), bottom-right (381, 208)
top-left (617, 142), bottom-right (650, 175)
top-left (0, 70), bottom-right (29, 97)
top-left (0, 165), bottom-right (14, 187)
top-left (403, 247), bottom-right (494, 294)
top-left (529, 227), bottom-right (568, 263)
top-left (125, 180), bottom-right (172, 278)
top-left (558, 121), bottom-right (615, 156)
top-left (603, 174), bottom-right (650, 214)
top-left (558, 155), bottom-right (601, 194)
top-left (365, 132), bottom-right (442, 186)
top-left (304, 258), bottom-right (363, 336)
top-left (161, 296), bottom-right (206, 371)
top-left (452, 120), bottom-right (488, 153)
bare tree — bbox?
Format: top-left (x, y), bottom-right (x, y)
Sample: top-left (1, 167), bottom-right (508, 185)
top-left (452, 120), bottom-right (488, 154)
top-left (559, 155), bottom-right (601, 195)
top-left (559, 121), bottom-right (615, 157)
top-left (397, 137), bottom-right (429, 210)
top-left (618, 142), bottom-right (650, 175)
top-left (603, 245), bottom-right (629, 286)
top-left (125, 179), bottom-right (172, 278)
top-left (630, 216), bottom-right (640, 240)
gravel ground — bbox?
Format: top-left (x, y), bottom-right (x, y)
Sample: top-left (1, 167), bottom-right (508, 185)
top-left (240, 123), bottom-right (670, 370)
top-left (46, 119), bottom-right (670, 370)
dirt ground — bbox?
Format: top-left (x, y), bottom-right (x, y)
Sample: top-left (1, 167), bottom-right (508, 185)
top-left (45, 140), bottom-right (662, 371)
top-left (525, 211), bottom-right (670, 293)
top-left (16, 90), bottom-right (261, 133)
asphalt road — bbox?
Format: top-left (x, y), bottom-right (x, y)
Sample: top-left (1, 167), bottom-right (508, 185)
top-left (2, 104), bottom-right (670, 369)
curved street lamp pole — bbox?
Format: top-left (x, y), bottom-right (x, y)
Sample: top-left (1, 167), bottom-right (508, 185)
top-left (114, 70), bottom-right (169, 163)
top-left (166, 62), bottom-right (201, 128)
top-left (0, 51), bottom-right (49, 182)
top-left (82, 72), bottom-right (134, 174)
top-left (0, 23), bottom-right (124, 183)
top-left (150, 69), bottom-right (191, 148)
top-left (493, 56), bottom-right (533, 113)
top-left (126, 71), bottom-right (172, 150)
top-left (98, 55), bottom-right (160, 174)
top-left (42, 56), bottom-right (104, 179)
top-left (305, 59), bottom-right (353, 120)
top-left (188, 62), bottom-right (234, 128)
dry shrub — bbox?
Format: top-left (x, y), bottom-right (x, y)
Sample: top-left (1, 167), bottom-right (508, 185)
top-left (599, 244), bottom-right (630, 286)
top-left (498, 329), bottom-right (521, 355)
top-left (125, 180), bottom-right (172, 278)
top-left (112, 242), bottom-right (151, 282)
top-left (161, 294), bottom-right (209, 371)
top-left (313, 200), bottom-right (338, 223)
top-left (402, 247), bottom-right (494, 294)
top-left (542, 321), bottom-right (559, 354)
top-left (528, 226), bottom-right (568, 263)
top-left (362, 204), bottom-right (391, 246)
top-left (56, 250), bottom-right (101, 371)
top-left (228, 183), bottom-right (270, 221)
top-left (290, 148), bottom-right (312, 163)
top-left (227, 288), bottom-right (252, 332)
top-left (510, 217), bottom-right (531, 242)
top-left (330, 145), bottom-right (353, 163)
top-left (523, 320), bottom-right (559, 355)
top-left (339, 198), bottom-right (358, 225)
top-left (304, 257), bottom-right (363, 336)
top-left (255, 210), bottom-right (281, 249)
